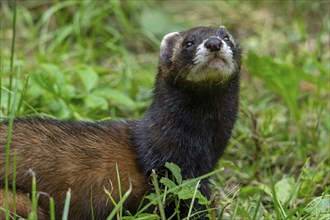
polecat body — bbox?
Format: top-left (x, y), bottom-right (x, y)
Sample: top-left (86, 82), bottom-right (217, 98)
top-left (0, 26), bottom-right (241, 219)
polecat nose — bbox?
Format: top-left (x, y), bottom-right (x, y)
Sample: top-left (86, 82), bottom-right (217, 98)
top-left (204, 38), bottom-right (222, 52)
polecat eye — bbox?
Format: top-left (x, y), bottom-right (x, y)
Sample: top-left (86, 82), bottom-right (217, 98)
top-left (223, 36), bottom-right (230, 42)
top-left (185, 41), bottom-right (194, 48)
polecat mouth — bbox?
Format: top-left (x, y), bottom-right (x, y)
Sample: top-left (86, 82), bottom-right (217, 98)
top-left (207, 56), bottom-right (227, 66)
top-left (186, 54), bottom-right (234, 83)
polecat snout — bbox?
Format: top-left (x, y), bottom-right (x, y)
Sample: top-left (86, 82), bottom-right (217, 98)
top-left (0, 26), bottom-right (241, 219)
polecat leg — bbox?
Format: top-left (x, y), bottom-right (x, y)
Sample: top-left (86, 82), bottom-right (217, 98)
top-left (0, 188), bottom-right (48, 220)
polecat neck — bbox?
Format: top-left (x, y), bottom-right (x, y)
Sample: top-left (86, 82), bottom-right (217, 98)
top-left (132, 72), bottom-right (240, 178)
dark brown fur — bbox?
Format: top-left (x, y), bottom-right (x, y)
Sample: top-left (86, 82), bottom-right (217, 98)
top-left (0, 119), bottom-right (148, 219)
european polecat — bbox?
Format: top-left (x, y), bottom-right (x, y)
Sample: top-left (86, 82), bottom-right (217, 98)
top-left (0, 26), bottom-right (241, 219)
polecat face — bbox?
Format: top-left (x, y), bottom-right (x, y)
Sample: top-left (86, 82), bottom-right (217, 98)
top-left (159, 26), bottom-right (241, 84)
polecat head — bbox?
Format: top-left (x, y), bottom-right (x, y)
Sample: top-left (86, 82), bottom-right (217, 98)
top-left (159, 26), bottom-right (241, 85)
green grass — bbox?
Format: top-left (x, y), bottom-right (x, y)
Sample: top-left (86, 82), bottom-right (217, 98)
top-left (1, 0), bottom-right (329, 219)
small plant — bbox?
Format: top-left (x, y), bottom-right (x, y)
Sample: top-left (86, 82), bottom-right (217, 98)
top-left (145, 162), bottom-right (211, 219)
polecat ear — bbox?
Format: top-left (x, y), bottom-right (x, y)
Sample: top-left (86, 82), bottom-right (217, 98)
top-left (220, 25), bottom-right (235, 44)
top-left (160, 32), bottom-right (180, 61)
top-left (219, 25), bottom-right (227, 30)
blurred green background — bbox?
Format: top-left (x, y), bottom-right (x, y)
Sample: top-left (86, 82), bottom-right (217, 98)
top-left (1, 0), bottom-right (329, 219)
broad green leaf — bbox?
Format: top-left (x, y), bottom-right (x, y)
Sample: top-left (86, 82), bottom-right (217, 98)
top-left (134, 213), bottom-right (160, 220)
top-left (275, 177), bottom-right (294, 204)
top-left (77, 66), bottom-right (98, 92)
top-left (165, 162), bottom-right (182, 184)
top-left (40, 63), bottom-right (66, 85)
top-left (246, 52), bottom-right (300, 121)
top-left (160, 178), bottom-right (179, 193)
top-left (240, 186), bottom-right (267, 199)
top-left (305, 195), bottom-right (330, 217)
top-left (177, 182), bottom-right (209, 205)
top-left (84, 94), bottom-right (108, 110)
top-left (144, 193), bottom-right (158, 205)
top-left (94, 88), bottom-right (136, 110)
top-left (237, 206), bottom-right (252, 219)
top-left (49, 99), bottom-right (71, 118)
top-left (177, 186), bottom-right (196, 200)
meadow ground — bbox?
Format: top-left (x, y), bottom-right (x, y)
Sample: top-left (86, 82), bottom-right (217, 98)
top-left (1, 1), bottom-right (329, 219)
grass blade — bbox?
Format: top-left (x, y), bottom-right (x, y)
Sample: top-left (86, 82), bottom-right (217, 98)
top-left (151, 169), bottom-right (166, 220)
top-left (49, 197), bottom-right (56, 220)
top-left (187, 180), bottom-right (201, 220)
top-left (231, 199), bottom-right (239, 220)
top-left (252, 191), bottom-right (264, 220)
top-left (15, 75), bottom-right (29, 116)
top-left (90, 188), bottom-right (95, 220)
top-left (103, 186), bottom-right (117, 208)
top-left (115, 163), bottom-right (123, 219)
top-left (4, 0), bottom-right (17, 218)
top-left (62, 189), bottom-right (71, 220)
top-left (11, 151), bottom-right (17, 217)
top-left (30, 170), bottom-right (37, 220)
top-left (106, 183), bottom-right (132, 220)
top-left (7, 0), bottom-right (17, 115)
top-left (4, 66), bottom-right (19, 220)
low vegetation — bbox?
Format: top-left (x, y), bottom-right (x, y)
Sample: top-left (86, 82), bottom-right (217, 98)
top-left (1, 1), bottom-right (329, 219)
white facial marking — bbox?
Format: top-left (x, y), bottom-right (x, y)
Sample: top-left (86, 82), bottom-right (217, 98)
top-left (187, 37), bottom-right (236, 82)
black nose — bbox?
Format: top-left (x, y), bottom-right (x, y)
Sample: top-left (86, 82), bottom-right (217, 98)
top-left (204, 38), bottom-right (222, 51)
